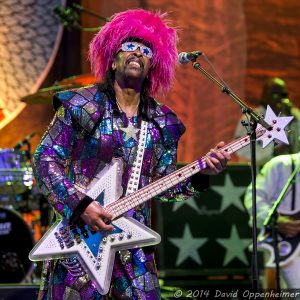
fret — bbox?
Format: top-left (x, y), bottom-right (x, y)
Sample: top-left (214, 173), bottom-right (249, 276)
top-left (107, 125), bottom-right (268, 219)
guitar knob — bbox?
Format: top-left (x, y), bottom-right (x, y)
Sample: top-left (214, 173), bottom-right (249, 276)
top-left (279, 241), bottom-right (292, 256)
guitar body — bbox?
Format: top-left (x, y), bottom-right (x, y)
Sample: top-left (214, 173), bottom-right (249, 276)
top-left (29, 158), bottom-right (161, 295)
top-left (258, 211), bottom-right (300, 268)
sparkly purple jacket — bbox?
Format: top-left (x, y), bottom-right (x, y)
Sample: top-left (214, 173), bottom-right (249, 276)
top-left (33, 84), bottom-right (196, 227)
top-left (32, 84), bottom-right (206, 299)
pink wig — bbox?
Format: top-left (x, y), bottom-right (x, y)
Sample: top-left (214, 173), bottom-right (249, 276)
top-left (89, 9), bottom-right (178, 98)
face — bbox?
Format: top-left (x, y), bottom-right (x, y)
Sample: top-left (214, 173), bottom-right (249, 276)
top-left (262, 78), bottom-right (289, 114)
top-left (112, 41), bottom-right (152, 88)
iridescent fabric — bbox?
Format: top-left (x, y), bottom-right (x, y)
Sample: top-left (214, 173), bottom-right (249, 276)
top-left (33, 85), bottom-right (195, 299)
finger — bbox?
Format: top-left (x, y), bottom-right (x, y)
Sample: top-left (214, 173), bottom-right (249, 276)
top-left (289, 224), bottom-right (300, 231)
top-left (211, 148), bottom-right (229, 161)
top-left (208, 141), bottom-right (227, 155)
top-left (286, 231), bottom-right (298, 238)
top-left (211, 151), bottom-right (226, 166)
top-left (89, 225), bottom-right (100, 232)
top-left (96, 202), bottom-right (113, 219)
top-left (214, 149), bottom-right (231, 168)
top-left (219, 149), bottom-right (231, 160)
top-left (214, 142), bottom-right (232, 161)
top-left (209, 150), bottom-right (224, 167)
top-left (284, 228), bottom-right (298, 237)
top-left (208, 148), bottom-right (219, 159)
top-left (97, 219), bottom-right (114, 231)
top-left (215, 141), bottom-right (225, 149)
top-left (206, 156), bottom-right (219, 173)
top-left (100, 211), bottom-right (112, 222)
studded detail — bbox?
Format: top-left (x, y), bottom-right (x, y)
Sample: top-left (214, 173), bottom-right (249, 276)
top-left (32, 86), bottom-right (190, 298)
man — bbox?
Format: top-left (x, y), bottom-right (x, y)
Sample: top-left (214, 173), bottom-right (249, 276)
top-left (244, 153), bottom-right (300, 288)
top-left (33, 9), bottom-right (230, 299)
top-left (234, 77), bottom-right (300, 166)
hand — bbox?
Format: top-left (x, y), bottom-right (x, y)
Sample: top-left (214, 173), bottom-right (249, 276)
top-left (277, 215), bottom-right (300, 238)
top-left (81, 201), bottom-right (113, 232)
top-left (274, 143), bottom-right (291, 156)
top-left (200, 141), bottom-right (231, 175)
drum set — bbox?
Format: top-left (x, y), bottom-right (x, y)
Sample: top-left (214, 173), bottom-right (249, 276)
top-left (0, 74), bottom-right (96, 284)
top-left (0, 147), bottom-right (37, 283)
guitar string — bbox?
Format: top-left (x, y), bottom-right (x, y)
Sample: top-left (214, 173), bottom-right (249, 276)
top-left (109, 142), bottom-right (240, 216)
top-left (59, 128), bottom-right (266, 234)
top-left (107, 127), bottom-right (266, 218)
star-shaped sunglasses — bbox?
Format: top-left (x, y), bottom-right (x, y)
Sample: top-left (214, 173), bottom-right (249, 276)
top-left (121, 42), bottom-right (153, 59)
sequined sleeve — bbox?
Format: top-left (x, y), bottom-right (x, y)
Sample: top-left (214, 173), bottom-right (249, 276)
top-left (153, 142), bottom-right (195, 203)
top-left (33, 106), bottom-right (86, 219)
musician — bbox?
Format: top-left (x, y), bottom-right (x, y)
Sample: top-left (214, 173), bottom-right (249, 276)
top-left (33, 9), bottom-right (230, 299)
top-left (244, 153), bottom-right (300, 288)
top-left (234, 77), bottom-right (300, 166)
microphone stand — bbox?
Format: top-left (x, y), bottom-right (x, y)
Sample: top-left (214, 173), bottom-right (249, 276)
top-left (191, 59), bottom-right (272, 291)
top-left (262, 161), bottom-right (300, 292)
top-left (71, 4), bottom-right (109, 22)
top-left (54, 4), bottom-right (109, 32)
top-left (23, 141), bottom-right (31, 161)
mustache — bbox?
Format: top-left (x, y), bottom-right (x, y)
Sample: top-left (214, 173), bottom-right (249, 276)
top-left (125, 55), bottom-right (144, 68)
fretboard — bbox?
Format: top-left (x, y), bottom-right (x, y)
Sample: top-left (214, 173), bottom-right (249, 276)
top-left (106, 125), bottom-right (266, 219)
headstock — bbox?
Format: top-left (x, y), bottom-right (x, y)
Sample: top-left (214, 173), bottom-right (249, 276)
top-left (257, 105), bottom-right (294, 148)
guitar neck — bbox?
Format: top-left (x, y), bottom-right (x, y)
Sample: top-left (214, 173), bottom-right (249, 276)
top-left (107, 126), bottom-right (266, 219)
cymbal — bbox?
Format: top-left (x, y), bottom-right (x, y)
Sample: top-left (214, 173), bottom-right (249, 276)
top-left (21, 84), bottom-right (77, 105)
top-left (21, 74), bottom-right (97, 105)
top-left (59, 74), bottom-right (97, 86)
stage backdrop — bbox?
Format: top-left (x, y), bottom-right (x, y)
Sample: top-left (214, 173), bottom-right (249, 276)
top-left (0, 0), bottom-right (300, 164)
top-left (0, 0), bottom-right (65, 130)
top-left (153, 163), bottom-right (255, 288)
top-left (80, 0), bottom-right (300, 163)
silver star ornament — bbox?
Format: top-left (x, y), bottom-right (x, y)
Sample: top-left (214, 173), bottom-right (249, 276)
top-left (120, 121), bottom-right (140, 141)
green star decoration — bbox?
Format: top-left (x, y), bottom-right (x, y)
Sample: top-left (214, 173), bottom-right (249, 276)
top-left (216, 225), bottom-right (252, 266)
top-left (172, 197), bottom-right (200, 213)
top-left (168, 224), bottom-right (208, 266)
top-left (210, 174), bottom-right (246, 213)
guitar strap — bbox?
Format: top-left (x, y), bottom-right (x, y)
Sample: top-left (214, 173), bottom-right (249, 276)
top-left (126, 120), bottom-right (148, 217)
top-left (291, 155), bottom-right (296, 211)
top-left (57, 121), bottom-right (148, 287)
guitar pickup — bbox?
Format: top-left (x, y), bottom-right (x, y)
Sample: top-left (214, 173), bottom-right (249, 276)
top-left (65, 240), bottom-right (75, 248)
top-left (54, 232), bottom-right (65, 249)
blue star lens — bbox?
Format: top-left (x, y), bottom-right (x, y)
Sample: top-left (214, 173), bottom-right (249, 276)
top-left (121, 42), bottom-right (153, 59)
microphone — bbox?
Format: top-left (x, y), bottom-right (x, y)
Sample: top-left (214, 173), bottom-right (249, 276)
top-left (14, 132), bottom-right (36, 150)
top-left (178, 51), bottom-right (202, 64)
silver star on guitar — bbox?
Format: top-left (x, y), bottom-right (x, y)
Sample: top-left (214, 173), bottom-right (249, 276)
top-left (120, 121), bottom-right (139, 141)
